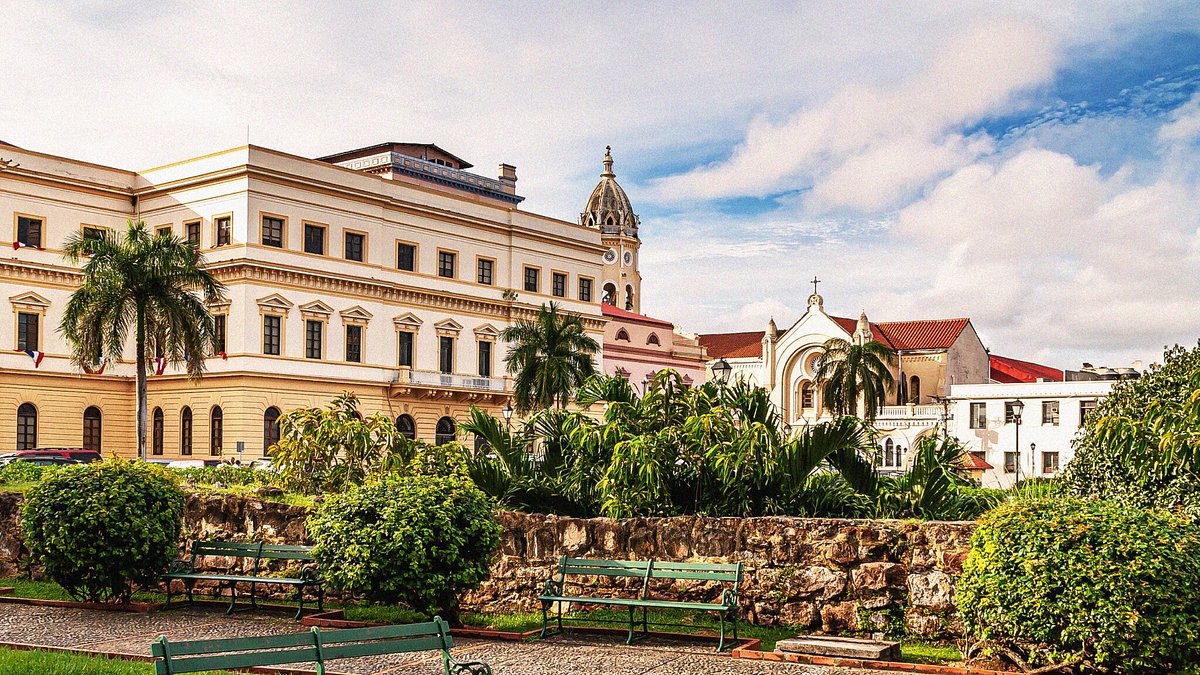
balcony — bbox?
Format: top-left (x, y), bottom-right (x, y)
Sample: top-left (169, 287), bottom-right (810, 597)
top-left (390, 368), bottom-right (511, 402)
top-left (877, 405), bottom-right (943, 419)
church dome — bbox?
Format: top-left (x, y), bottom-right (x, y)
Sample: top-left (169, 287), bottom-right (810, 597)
top-left (580, 146), bottom-right (639, 237)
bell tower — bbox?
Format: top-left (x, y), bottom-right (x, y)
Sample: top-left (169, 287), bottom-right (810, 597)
top-left (580, 146), bottom-right (642, 313)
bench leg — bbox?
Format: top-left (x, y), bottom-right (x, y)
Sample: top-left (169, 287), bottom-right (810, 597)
top-left (625, 605), bottom-right (636, 646)
top-left (226, 582), bottom-right (238, 616)
top-left (294, 585), bottom-right (304, 621)
top-left (539, 602), bottom-right (550, 639)
top-left (641, 606), bottom-right (649, 637)
top-left (317, 585), bottom-right (324, 612)
top-left (164, 579), bottom-right (172, 609)
top-left (185, 579), bottom-right (195, 604)
top-left (249, 581), bottom-right (258, 610)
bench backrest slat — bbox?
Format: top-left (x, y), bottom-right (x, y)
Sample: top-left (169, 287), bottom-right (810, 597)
top-left (562, 557), bottom-right (651, 578)
top-left (322, 622), bottom-right (451, 644)
top-left (257, 544), bottom-right (315, 562)
top-left (152, 631), bottom-right (315, 657)
top-left (155, 646), bottom-right (319, 674)
top-left (322, 635), bottom-right (447, 661)
top-left (649, 562), bottom-right (742, 583)
top-left (190, 541), bottom-right (262, 558)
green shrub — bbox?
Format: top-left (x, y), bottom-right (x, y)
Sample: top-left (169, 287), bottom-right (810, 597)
top-left (308, 474), bottom-right (500, 624)
top-left (0, 460), bottom-right (62, 484)
top-left (176, 464), bottom-right (270, 487)
top-left (957, 497), bottom-right (1200, 672)
top-left (20, 458), bottom-right (186, 603)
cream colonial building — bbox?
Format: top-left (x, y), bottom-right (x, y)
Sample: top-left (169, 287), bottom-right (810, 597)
top-left (700, 291), bottom-right (990, 470)
top-left (0, 140), bottom-right (607, 457)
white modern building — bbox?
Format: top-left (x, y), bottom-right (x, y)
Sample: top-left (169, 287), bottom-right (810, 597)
top-left (949, 380), bottom-right (1116, 489)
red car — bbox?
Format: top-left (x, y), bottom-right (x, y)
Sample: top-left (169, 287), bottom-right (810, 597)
top-left (0, 448), bottom-right (102, 466)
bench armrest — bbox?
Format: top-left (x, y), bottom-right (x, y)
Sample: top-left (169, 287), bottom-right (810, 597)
top-left (300, 567), bottom-right (322, 584)
top-left (447, 656), bottom-right (492, 675)
top-left (721, 588), bottom-right (738, 609)
top-left (167, 559), bottom-right (195, 575)
top-left (541, 578), bottom-right (562, 597)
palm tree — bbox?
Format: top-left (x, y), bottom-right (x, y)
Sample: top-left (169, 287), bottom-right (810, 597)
top-left (813, 337), bottom-right (896, 421)
top-left (501, 302), bottom-right (599, 411)
top-left (60, 221), bottom-right (226, 458)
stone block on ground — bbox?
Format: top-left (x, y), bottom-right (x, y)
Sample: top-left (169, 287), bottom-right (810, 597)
top-left (775, 634), bottom-right (901, 660)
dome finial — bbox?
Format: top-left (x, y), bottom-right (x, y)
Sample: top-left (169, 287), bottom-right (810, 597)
top-left (602, 145), bottom-right (615, 178)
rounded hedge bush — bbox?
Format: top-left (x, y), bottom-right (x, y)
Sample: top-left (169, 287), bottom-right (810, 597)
top-left (308, 474), bottom-right (500, 623)
top-left (957, 497), bottom-right (1200, 672)
top-left (21, 458), bottom-right (186, 603)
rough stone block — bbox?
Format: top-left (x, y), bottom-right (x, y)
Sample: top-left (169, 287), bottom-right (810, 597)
top-left (777, 635), bottom-right (900, 660)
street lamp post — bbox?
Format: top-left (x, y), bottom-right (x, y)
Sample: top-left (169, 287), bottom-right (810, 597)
top-left (1008, 399), bottom-right (1025, 485)
top-left (1030, 441), bottom-right (1037, 478)
top-left (502, 402), bottom-right (513, 430)
top-left (711, 358), bottom-right (732, 385)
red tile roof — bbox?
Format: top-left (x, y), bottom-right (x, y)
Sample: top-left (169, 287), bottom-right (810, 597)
top-left (831, 316), bottom-right (970, 350)
top-left (600, 303), bottom-right (675, 329)
top-left (830, 316), bottom-right (896, 349)
top-left (989, 354), bottom-right (1063, 384)
top-left (698, 331), bottom-right (766, 359)
top-left (959, 452), bottom-right (993, 471)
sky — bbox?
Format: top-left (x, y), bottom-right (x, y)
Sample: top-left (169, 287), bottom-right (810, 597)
top-left (3, 1), bottom-right (1199, 369)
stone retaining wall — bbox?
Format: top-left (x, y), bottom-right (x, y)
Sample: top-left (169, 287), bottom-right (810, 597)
top-left (0, 492), bottom-right (975, 637)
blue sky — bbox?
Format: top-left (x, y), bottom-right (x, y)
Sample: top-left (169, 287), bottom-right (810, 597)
top-left (2, 2), bottom-right (1199, 368)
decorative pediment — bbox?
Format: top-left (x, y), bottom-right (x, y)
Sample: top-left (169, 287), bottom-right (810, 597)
top-left (434, 318), bottom-right (464, 335)
top-left (9, 291), bottom-right (50, 310)
top-left (393, 312), bottom-right (424, 330)
top-left (256, 293), bottom-right (294, 315)
top-left (339, 305), bottom-right (373, 324)
top-left (299, 300), bottom-right (334, 317)
top-left (473, 323), bottom-right (501, 339)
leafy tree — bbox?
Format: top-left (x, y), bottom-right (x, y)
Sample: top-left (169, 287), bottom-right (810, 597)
top-left (1062, 342), bottom-right (1200, 513)
top-left (270, 393), bottom-right (407, 494)
top-left (501, 302), bottom-right (599, 411)
top-left (60, 221), bottom-right (225, 458)
top-left (813, 337), bottom-right (896, 421)
top-left (875, 436), bottom-right (1002, 520)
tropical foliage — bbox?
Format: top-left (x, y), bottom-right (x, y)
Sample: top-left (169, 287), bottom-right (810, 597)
top-left (813, 337), bottom-right (896, 421)
top-left (1063, 342), bottom-right (1200, 514)
top-left (875, 436), bottom-right (1004, 521)
top-left (958, 497), bottom-right (1200, 673)
top-left (60, 221), bottom-right (226, 457)
top-left (502, 301), bottom-right (600, 411)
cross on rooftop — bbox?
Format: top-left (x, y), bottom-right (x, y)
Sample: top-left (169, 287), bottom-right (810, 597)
top-left (811, 276), bottom-right (820, 295)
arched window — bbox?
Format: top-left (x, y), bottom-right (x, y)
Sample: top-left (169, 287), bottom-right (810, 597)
top-left (435, 417), bottom-right (456, 446)
top-left (884, 438), bottom-right (895, 467)
top-left (602, 282), bottom-right (617, 306)
top-left (152, 407), bottom-right (164, 456)
top-left (801, 382), bottom-right (814, 409)
top-left (646, 333), bottom-right (661, 346)
top-left (263, 406), bottom-right (281, 455)
top-left (474, 434), bottom-right (488, 455)
top-left (624, 285), bottom-right (634, 311)
top-left (210, 406), bottom-right (223, 456)
top-left (395, 414), bottom-right (416, 440)
top-left (351, 411), bottom-right (363, 421)
top-left (83, 406), bottom-right (102, 452)
top-left (180, 407), bottom-right (193, 456)
top-left (909, 375), bottom-right (921, 404)
top-left (16, 403), bottom-right (37, 450)
top-left (615, 328), bottom-right (630, 342)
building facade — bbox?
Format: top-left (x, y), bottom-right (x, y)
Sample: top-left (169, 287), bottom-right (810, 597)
top-left (600, 303), bottom-right (708, 389)
top-left (0, 141), bottom-right (606, 457)
top-left (580, 147), bottom-right (641, 313)
top-left (948, 380), bottom-right (1115, 489)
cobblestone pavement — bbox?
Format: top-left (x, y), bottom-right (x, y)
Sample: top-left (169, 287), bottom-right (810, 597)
top-left (0, 603), bottom-right (885, 674)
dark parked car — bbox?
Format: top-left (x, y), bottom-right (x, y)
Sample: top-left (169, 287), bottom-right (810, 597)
top-left (0, 449), bottom-right (102, 466)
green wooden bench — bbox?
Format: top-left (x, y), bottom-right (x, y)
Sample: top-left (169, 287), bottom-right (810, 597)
top-left (150, 617), bottom-right (491, 675)
top-left (538, 556), bottom-right (743, 651)
top-left (163, 541), bottom-right (323, 620)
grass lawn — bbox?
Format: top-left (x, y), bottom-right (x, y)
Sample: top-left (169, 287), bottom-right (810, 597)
top-left (1, 577), bottom-right (166, 604)
top-left (0, 647), bottom-right (236, 674)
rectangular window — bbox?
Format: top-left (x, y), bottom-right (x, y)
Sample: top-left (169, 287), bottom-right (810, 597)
top-left (1004, 451), bottom-right (1018, 474)
top-left (303, 223), bottom-right (326, 255)
top-left (305, 320), bottom-right (323, 359)
top-left (477, 258), bottom-right (494, 285)
top-left (156, 225), bottom-right (172, 238)
top-left (17, 216), bottom-right (43, 248)
top-left (263, 315), bottom-right (281, 355)
top-left (1004, 401), bottom-right (1022, 424)
top-left (438, 251), bottom-right (456, 279)
top-left (478, 341), bottom-right (492, 377)
top-left (215, 216), bottom-right (231, 246)
top-left (397, 243), bottom-right (416, 271)
top-left (16, 312), bottom-right (38, 351)
top-left (261, 216), bottom-right (284, 248)
top-left (398, 330), bottom-right (414, 367)
top-left (439, 336), bottom-right (454, 374)
top-left (524, 267), bottom-right (539, 293)
top-left (345, 325), bottom-right (362, 363)
top-left (1079, 399), bottom-right (1097, 427)
top-left (552, 272), bottom-right (566, 298)
top-left (185, 221), bottom-right (201, 247)
top-left (1042, 400), bottom-right (1060, 425)
top-left (1043, 451), bottom-right (1060, 473)
top-left (82, 226), bottom-right (105, 242)
top-left (969, 402), bottom-right (986, 429)
top-left (213, 314), bottom-right (226, 354)
top-left (344, 231), bottom-right (365, 262)
top-left (579, 278), bottom-right (593, 302)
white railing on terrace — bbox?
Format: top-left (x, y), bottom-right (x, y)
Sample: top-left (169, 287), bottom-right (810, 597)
top-left (400, 369), bottom-right (508, 392)
top-left (877, 405), bottom-right (943, 419)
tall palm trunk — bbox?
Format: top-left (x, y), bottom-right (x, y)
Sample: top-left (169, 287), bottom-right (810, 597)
top-left (136, 305), bottom-right (147, 459)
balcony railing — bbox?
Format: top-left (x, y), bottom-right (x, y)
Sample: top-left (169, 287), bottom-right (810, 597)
top-left (877, 405), bottom-right (944, 419)
top-left (399, 369), bottom-right (508, 392)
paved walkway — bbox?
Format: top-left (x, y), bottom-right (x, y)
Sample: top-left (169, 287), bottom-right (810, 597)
top-left (0, 603), bottom-right (885, 674)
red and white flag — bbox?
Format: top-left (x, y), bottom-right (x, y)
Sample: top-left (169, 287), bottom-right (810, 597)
top-left (154, 356), bottom-right (167, 375)
top-left (12, 241), bottom-right (43, 251)
top-left (83, 359), bottom-right (107, 375)
top-left (17, 349), bottom-right (44, 367)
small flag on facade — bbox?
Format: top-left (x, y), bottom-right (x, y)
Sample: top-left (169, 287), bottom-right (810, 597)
top-left (12, 241), bottom-right (43, 251)
top-left (17, 349), bottom-right (44, 367)
top-left (217, 351), bottom-right (227, 360)
top-left (83, 359), bottom-right (107, 375)
top-left (154, 356), bottom-right (167, 375)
